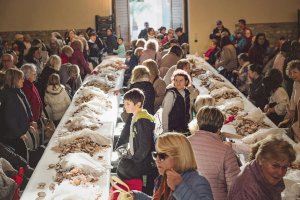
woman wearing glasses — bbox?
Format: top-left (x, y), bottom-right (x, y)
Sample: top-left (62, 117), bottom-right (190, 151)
top-left (133, 132), bottom-right (213, 200)
top-left (228, 136), bottom-right (296, 200)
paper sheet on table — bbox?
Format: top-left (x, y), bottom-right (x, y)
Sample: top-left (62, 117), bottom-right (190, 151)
top-left (60, 152), bottom-right (110, 176)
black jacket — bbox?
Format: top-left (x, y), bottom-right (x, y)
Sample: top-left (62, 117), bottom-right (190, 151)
top-left (138, 29), bottom-right (148, 39)
top-left (167, 87), bottom-right (190, 133)
top-left (178, 33), bottom-right (189, 45)
top-left (36, 66), bottom-right (59, 100)
top-left (115, 81), bottom-right (155, 148)
top-left (248, 75), bottom-right (269, 110)
top-left (105, 35), bottom-right (118, 54)
top-left (117, 110), bottom-right (155, 179)
top-left (0, 88), bottom-right (32, 140)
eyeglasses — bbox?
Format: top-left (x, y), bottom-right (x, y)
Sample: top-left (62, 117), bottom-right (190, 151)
top-left (152, 151), bottom-right (168, 161)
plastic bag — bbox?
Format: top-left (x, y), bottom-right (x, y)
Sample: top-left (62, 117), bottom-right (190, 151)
top-left (243, 107), bottom-right (265, 123)
top-left (58, 129), bottom-right (111, 146)
top-left (60, 152), bottom-right (110, 176)
top-left (241, 128), bottom-right (286, 144)
top-left (194, 94), bottom-right (215, 113)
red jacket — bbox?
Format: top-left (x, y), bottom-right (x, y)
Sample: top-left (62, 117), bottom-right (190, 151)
top-left (22, 80), bottom-right (42, 121)
top-left (70, 48), bottom-right (91, 77)
top-left (60, 53), bottom-right (69, 64)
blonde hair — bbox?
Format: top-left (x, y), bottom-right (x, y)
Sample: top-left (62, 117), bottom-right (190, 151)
top-left (142, 59), bottom-right (160, 79)
top-left (67, 64), bottom-right (80, 77)
top-left (136, 39), bottom-right (146, 48)
top-left (250, 135), bottom-right (296, 163)
top-left (47, 55), bottom-right (61, 71)
top-left (156, 132), bottom-right (197, 173)
top-left (196, 106), bottom-right (225, 133)
top-left (71, 39), bottom-right (83, 52)
top-left (130, 65), bottom-right (150, 84)
top-left (61, 45), bottom-right (74, 55)
top-left (134, 47), bottom-right (144, 56)
top-left (145, 39), bottom-right (158, 52)
top-left (4, 68), bottom-right (24, 88)
top-left (0, 71), bottom-right (6, 89)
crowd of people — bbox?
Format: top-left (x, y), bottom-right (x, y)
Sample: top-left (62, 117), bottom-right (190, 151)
top-left (0, 18), bottom-right (300, 199)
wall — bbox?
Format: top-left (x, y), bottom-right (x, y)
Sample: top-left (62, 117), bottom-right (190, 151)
top-left (0, 0), bottom-right (112, 32)
top-left (188, 0), bottom-right (300, 54)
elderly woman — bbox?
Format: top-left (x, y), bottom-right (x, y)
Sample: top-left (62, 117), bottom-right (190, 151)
top-left (228, 136), bottom-right (296, 199)
top-left (133, 132), bottom-right (213, 200)
top-left (188, 106), bottom-right (240, 200)
top-left (139, 39), bottom-right (162, 66)
top-left (21, 63), bottom-right (42, 122)
top-left (70, 39), bottom-right (91, 79)
top-left (159, 45), bottom-right (183, 77)
top-left (0, 68), bottom-right (34, 159)
top-left (279, 60), bottom-right (300, 141)
top-left (37, 55), bottom-right (61, 100)
top-left (142, 59), bottom-right (166, 113)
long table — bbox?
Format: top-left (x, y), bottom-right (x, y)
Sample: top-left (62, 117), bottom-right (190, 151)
top-left (21, 58), bottom-right (124, 200)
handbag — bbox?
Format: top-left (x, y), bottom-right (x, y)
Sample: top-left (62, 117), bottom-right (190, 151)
top-left (110, 176), bottom-right (134, 200)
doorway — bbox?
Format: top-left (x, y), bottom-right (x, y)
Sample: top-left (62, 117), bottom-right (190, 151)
top-left (129, 0), bottom-right (172, 40)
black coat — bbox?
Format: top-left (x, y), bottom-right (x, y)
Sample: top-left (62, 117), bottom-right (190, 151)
top-left (117, 111), bottom-right (155, 179)
top-left (105, 35), bottom-right (118, 54)
top-left (36, 66), bottom-right (59, 100)
top-left (115, 81), bottom-right (155, 148)
top-left (0, 88), bottom-right (32, 140)
top-left (248, 75), bottom-right (269, 110)
top-left (178, 33), bottom-right (189, 45)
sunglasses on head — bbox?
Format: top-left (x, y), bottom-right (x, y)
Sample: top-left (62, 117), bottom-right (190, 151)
top-left (152, 151), bottom-right (168, 161)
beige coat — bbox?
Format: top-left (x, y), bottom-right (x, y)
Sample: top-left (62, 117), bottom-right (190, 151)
top-left (159, 52), bottom-right (181, 77)
top-left (44, 84), bottom-right (71, 121)
top-left (215, 44), bottom-right (237, 71)
top-left (153, 77), bottom-right (166, 113)
top-left (188, 130), bottom-right (240, 200)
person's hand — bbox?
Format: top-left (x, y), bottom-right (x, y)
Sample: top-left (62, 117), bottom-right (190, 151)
top-left (166, 169), bottom-right (183, 191)
top-left (264, 105), bottom-right (269, 113)
top-left (30, 121), bottom-right (38, 130)
top-left (113, 89), bottom-right (120, 95)
top-left (278, 119), bottom-right (290, 128)
top-left (266, 107), bottom-right (275, 114)
top-left (232, 70), bottom-right (239, 74)
top-left (223, 141), bottom-right (233, 147)
top-left (20, 134), bottom-right (27, 141)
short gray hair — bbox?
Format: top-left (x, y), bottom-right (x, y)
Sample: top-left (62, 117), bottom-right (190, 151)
top-left (20, 63), bottom-right (36, 80)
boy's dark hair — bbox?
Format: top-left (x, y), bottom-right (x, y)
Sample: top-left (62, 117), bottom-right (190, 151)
top-left (263, 68), bottom-right (283, 93)
top-left (126, 50), bottom-right (133, 57)
top-left (238, 53), bottom-right (249, 62)
top-left (238, 19), bottom-right (246, 25)
top-left (118, 37), bottom-right (124, 41)
top-left (175, 27), bottom-right (183, 33)
top-left (169, 45), bottom-right (183, 57)
top-left (124, 88), bottom-right (145, 107)
top-left (249, 64), bottom-right (263, 74)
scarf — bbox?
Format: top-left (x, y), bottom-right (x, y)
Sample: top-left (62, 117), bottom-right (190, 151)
top-left (153, 173), bottom-right (173, 200)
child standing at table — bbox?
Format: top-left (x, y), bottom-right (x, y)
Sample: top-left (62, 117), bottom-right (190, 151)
top-left (113, 37), bottom-right (126, 58)
top-left (44, 73), bottom-right (71, 126)
top-left (116, 88), bottom-right (157, 196)
top-left (162, 69), bottom-right (191, 134)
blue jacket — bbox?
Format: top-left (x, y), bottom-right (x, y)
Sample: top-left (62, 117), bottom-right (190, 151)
top-left (134, 170), bottom-right (213, 200)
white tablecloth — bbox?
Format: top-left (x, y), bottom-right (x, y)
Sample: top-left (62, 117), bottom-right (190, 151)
top-left (21, 58), bottom-right (124, 200)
